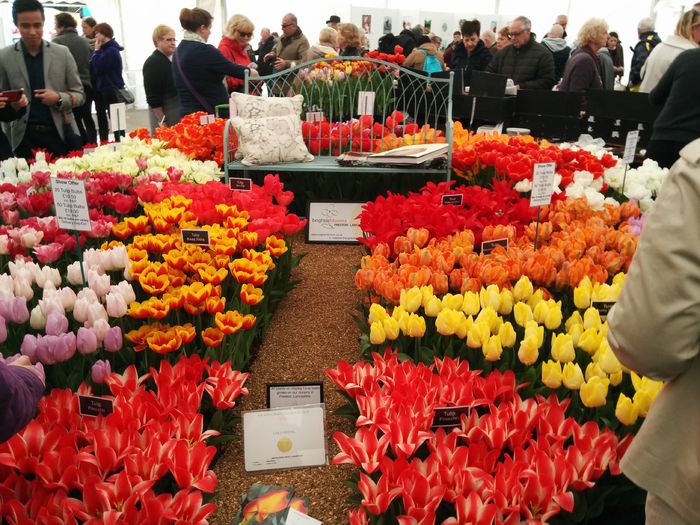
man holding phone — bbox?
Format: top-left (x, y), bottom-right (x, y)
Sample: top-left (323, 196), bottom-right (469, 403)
top-left (0, 89), bottom-right (29, 160)
top-left (0, 0), bottom-right (84, 158)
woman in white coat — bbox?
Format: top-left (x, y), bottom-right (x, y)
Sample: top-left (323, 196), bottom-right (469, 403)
top-left (639, 9), bottom-right (700, 93)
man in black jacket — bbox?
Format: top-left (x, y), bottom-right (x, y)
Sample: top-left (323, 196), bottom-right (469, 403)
top-left (628, 17), bottom-right (661, 91)
top-left (449, 19), bottom-right (493, 85)
top-left (255, 28), bottom-right (276, 76)
top-left (487, 16), bottom-right (555, 90)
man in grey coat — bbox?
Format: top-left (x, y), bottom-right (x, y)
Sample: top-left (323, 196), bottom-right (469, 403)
top-left (0, 0), bottom-right (84, 158)
top-left (487, 16), bottom-right (556, 90)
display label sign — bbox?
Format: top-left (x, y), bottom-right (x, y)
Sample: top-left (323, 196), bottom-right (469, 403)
top-left (267, 382), bottom-right (324, 409)
top-left (530, 162), bottom-right (556, 207)
top-left (306, 111), bottom-right (324, 123)
top-left (357, 91), bottom-right (375, 116)
top-left (199, 114), bottom-right (216, 125)
top-left (592, 300), bottom-right (616, 320)
top-left (441, 194), bottom-right (464, 206)
top-left (306, 201), bottom-right (363, 244)
top-left (229, 177), bottom-right (252, 192)
top-left (623, 130), bottom-right (639, 164)
top-left (433, 406), bottom-right (471, 428)
top-left (51, 178), bottom-right (92, 231)
top-left (286, 508), bottom-right (323, 525)
top-left (78, 394), bottom-right (114, 417)
top-left (109, 102), bottom-right (127, 132)
top-left (243, 405), bottom-right (327, 472)
top-left (181, 229), bottom-right (210, 246)
top-left (481, 237), bottom-right (509, 255)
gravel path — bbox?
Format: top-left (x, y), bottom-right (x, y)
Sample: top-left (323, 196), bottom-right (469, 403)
top-left (211, 237), bottom-right (364, 525)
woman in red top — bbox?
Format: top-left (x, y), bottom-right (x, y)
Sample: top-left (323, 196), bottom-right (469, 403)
top-left (218, 14), bottom-right (256, 93)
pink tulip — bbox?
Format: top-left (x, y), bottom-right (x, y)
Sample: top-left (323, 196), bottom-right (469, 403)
top-left (135, 156), bottom-right (148, 171)
top-left (105, 291), bottom-right (128, 318)
top-left (77, 327), bottom-right (99, 355)
top-left (103, 326), bottom-right (123, 353)
top-left (1, 297), bottom-right (30, 324)
top-left (58, 287), bottom-right (77, 311)
top-left (73, 298), bottom-right (90, 323)
top-left (20, 334), bottom-right (38, 362)
top-left (91, 318), bottom-right (110, 342)
top-left (45, 312), bottom-right (69, 336)
top-left (2, 209), bottom-right (19, 225)
top-left (87, 269), bottom-right (111, 298)
top-left (0, 315), bottom-right (6, 344)
top-left (34, 242), bottom-right (64, 264)
top-left (91, 359), bottom-right (111, 384)
top-left (0, 234), bottom-right (10, 255)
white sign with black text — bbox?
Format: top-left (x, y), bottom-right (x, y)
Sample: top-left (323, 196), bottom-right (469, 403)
top-left (51, 178), bottom-right (92, 231)
top-left (623, 130), bottom-right (640, 164)
top-left (286, 508), bottom-right (323, 525)
top-left (357, 91), bottom-right (375, 116)
top-left (109, 102), bottom-right (127, 133)
top-left (306, 201), bottom-right (363, 243)
top-left (530, 162), bottom-right (556, 207)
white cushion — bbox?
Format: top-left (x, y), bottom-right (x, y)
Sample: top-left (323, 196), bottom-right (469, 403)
top-left (230, 92), bottom-right (303, 119)
top-left (231, 115), bottom-right (313, 166)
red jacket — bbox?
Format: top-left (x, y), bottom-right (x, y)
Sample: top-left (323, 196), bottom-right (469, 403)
top-left (218, 36), bottom-right (250, 92)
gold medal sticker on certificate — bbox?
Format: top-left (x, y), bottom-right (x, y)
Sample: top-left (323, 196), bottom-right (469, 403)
top-left (243, 404), bottom-right (327, 472)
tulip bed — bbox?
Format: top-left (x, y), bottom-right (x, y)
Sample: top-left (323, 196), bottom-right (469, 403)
top-left (331, 157), bottom-right (661, 522)
top-left (0, 140), bottom-right (306, 523)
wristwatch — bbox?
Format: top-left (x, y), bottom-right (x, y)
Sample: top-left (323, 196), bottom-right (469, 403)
top-left (54, 95), bottom-right (63, 109)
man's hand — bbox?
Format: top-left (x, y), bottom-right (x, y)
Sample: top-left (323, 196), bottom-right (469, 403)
top-left (13, 94), bottom-right (29, 109)
top-left (249, 68), bottom-right (260, 78)
top-left (34, 89), bottom-right (61, 107)
top-left (274, 58), bottom-right (287, 71)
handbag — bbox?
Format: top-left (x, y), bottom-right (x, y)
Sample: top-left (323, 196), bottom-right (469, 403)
top-left (107, 77), bottom-right (135, 104)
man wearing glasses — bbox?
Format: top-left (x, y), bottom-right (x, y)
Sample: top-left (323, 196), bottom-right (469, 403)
top-left (487, 16), bottom-right (555, 91)
top-left (264, 13), bottom-right (309, 72)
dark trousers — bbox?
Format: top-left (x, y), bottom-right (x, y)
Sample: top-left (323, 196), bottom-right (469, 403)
top-left (94, 90), bottom-right (118, 142)
top-left (74, 85), bottom-right (97, 145)
top-left (646, 139), bottom-right (687, 169)
top-left (14, 122), bottom-right (68, 159)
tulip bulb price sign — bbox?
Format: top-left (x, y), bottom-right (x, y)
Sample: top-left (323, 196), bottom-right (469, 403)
top-left (530, 162), bottom-right (556, 251)
top-left (51, 178), bottom-right (91, 287)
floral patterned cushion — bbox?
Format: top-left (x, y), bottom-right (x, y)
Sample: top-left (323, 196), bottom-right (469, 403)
top-left (230, 93), bottom-right (303, 119)
top-left (231, 115), bottom-right (313, 166)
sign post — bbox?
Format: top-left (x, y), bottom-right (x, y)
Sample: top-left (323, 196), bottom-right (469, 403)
top-left (530, 162), bottom-right (556, 251)
top-left (621, 130), bottom-right (639, 194)
top-left (51, 178), bottom-right (91, 287)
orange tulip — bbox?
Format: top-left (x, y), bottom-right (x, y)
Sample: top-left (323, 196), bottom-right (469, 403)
top-left (185, 282), bottom-right (215, 304)
top-left (205, 296), bottom-right (226, 315)
top-left (202, 327), bottom-right (225, 348)
top-left (175, 323), bottom-right (196, 344)
top-left (265, 235), bottom-right (288, 257)
top-left (128, 297), bottom-right (170, 319)
top-left (238, 231), bottom-right (259, 249)
top-left (243, 248), bottom-right (275, 270)
top-left (240, 283), bottom-right (264, 305)
top-left (406, 227), bottom-right (430, 248)
top-left (139, 269), bottom-right (170, 295)
top-left (125, 323), bottom-right (167, 351)
top-left (146, 328), bottom-right (182, 354)
top-left (197, 266), bottom-right (229, 285)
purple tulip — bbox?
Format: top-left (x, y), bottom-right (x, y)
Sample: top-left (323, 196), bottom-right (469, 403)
top-left (45, 312), bottom-right (69, 336)
top-left (10, 297), bottom-right (30, 324)
top-left (77, 327), bottom-right (99, 355)
top-left (20, 334), bottom-right (38, 362)
top-left (0, 315), bottom-right (6, 344)
top-left (91, 359), bottom-right (111, 384)
top-left (103, 326), bottom-right (123, 353)
top-left (35, 335), bottom-right (53, 365)
top-left (53, 332), bottom-right (77, 362)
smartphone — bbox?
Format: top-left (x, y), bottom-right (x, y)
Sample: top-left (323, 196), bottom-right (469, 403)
top-left (0, 89), bottom-right (23, 103)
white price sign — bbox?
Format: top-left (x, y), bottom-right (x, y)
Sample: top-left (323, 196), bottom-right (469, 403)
top-left (109, 102), bottom-right (127, 132)
top-left (199, 114), bottom-right (216, 125)
top-left (530, 162), bottom-right (556, 207)
top-left (357, 91), bottom-right (375, 116)
top-left (51, 178), bottom-right (92, 231)
top-left (623, 130), bottom-right (639, 164)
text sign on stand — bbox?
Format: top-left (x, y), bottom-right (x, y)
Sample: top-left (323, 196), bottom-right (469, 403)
top-left (181, 229), bottom-right (210, 246)
top-left (530, 162), bottom-right (556, 207)
top-left (199, 114), bottom-right (216, 125)
top-left (357, 91), bottom-right (375, 116)
top-left (229, 177), bottom-right (252, 192)
top-left (243, 405), bottom-right (327, 472)
top-left (441, 194), bottom-right (464, 206)
top-left (481, 238), bottom-right (508, 255)
top-left (306, 201), bottom-right (363, 244)
top-left (267, 382), bottom-right (324, 409)
top-left (78, 394), bottom-right (114, 417)
top-left (286, 508), bottom-right (323, 525)
top-left (305, 111), bottom-right (324, 123)
top-left (592, 300), bottom-right (616, 320)
top-left (432, 406), bottom-right (471, 428)
top-left (109, 102), bottom-right (127, 133)
top-left (51, 178), bottom-right (91, 231)
top-left (623, 130), bottom-right (640, 164)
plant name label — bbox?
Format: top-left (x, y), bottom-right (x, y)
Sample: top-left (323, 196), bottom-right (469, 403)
top-left (267, 382), bottom-right (324, 409)
top-left (530, 162), bottom-right (556, 207)
top-left (109, 102), bottom-right (127, 132)
top-left (623, 130), bottom-right (639, 164)
top-left (481, 237), bottom-right (509, 255)
top-left (306, 201), bottom-right (363, 244)
top-left (51, 178), bottom-right (92, 232)
top-left (441, 194), bottom-right (463, 206)
top-left (592, 300), bottom-right (616, 319)
top-left (229, 177), bottom-right (252, 192)
top-left (433, 406), bottom-right (471, 428)
top-left (357, 91), bottom-right (375, 116)
top-left (181, 229), bottom-right (210, 246)
top-left (306, 111), bottom-right (324, 123)
top-left (199, 114), bottom-right (216, 125)
top-left (286, 508), bottom-right (322, 525)
top-left (78, 394), bottom-right (114, 417)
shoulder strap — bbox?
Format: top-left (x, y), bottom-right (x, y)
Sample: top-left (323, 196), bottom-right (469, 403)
top-left (174, 49), bottom-right (214, 114)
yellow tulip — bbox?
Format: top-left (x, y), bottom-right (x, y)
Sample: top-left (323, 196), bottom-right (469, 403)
top-left (405, 313), bottom-right (426, 337)
top-left (436, 309), bottom-right (460, 336)
top-left (583, 307), bottom-right (602, 330)
top-left (482, 334), bottom-right (503, 361)
top-left (480, 285), bottom-right (501, 310)
top-left (424, 296), bottom-right (443, 317)
top-left (442, 293), bottom-right (464, 311)
top-left (518, 336), bottom-right (539, 365)
top-left (632, 390), bottom-right (654, 417)
top-left (368, 303), bottom-right (389, 324)
top-left (574, 276), bottom-right (592, 309)
top-left (551, 333), bottom-right (575, 363)
top-left (370, 321), bottom-right (386, 345)
top-left (585, 362), bottom-right (606, 381)
top-left (562, 362), bottom-right (585, 390)
top-left (565, 311), bottom-right (583, 332)
top-left (541, 360), bottom-right (563, 389)
top-left (527, 289), bottom-right (544, 309)
top-left (612, 272), bottom-right (626, 287)
top-left (568, 323), bottom-right (584, 347)
top-left (395, 308), bottom-right (410, 333)
top-left (544, 303), bottom-right (563, 330)
top-left (578, 327), bottom-right (601, 354)
top-left (475, 306), bottom-right (499, 332)
top-left (524, 320), bottom-right (544, 348)
top-left (514, 302), bottom-right (534, 327)
top-left (462, 291), bottom-right (481, 316)
top-left (382, 317), bottom-right (400, 340)
top-left (400, 287), bottom-right (422, 313)
top-left (498, 289), bottom-right (514, 315)
top-left (596, 341), bottom-right (622, 375)
top-left (420, 285), bottom-right (434, 308)
top-left (580, 376), bottom-right (609, 408)
top-left (467, 322), bottom-right (490, 348)
top-left (533, 300), bottom-right (549, 324)
top-left (609, 369), bottom-right (623, 386)
top-left (392, 305), bottom-right (407, 320)
top-left (513, 275), bottom-right (533, 302)
top-left (592, 283), bottom-right (614, 302)
top-left (615, 393), bottom-right (639, 425)
top-left (498, 321), bottom-right (517, 348)
top-left (630, 372), bottom-right (663, 398)
top-left (454, 311), bottom-right (468, 339)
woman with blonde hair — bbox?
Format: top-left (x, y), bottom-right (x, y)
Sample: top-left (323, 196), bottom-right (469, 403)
top-left (337, 22), bottom-right (363, 56)
top-left (639, 9), bottom-right (700, 93)
top-left (218, 14), bottom-right (256, 93)
top-left (558, 18), bottom-right (609, 92)
top-left (305, 27), bottom-right (338, 62)
top-left (143, 24), bottom-right (180, 131)
top-left (496, 26), bottom-right (511, 50)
